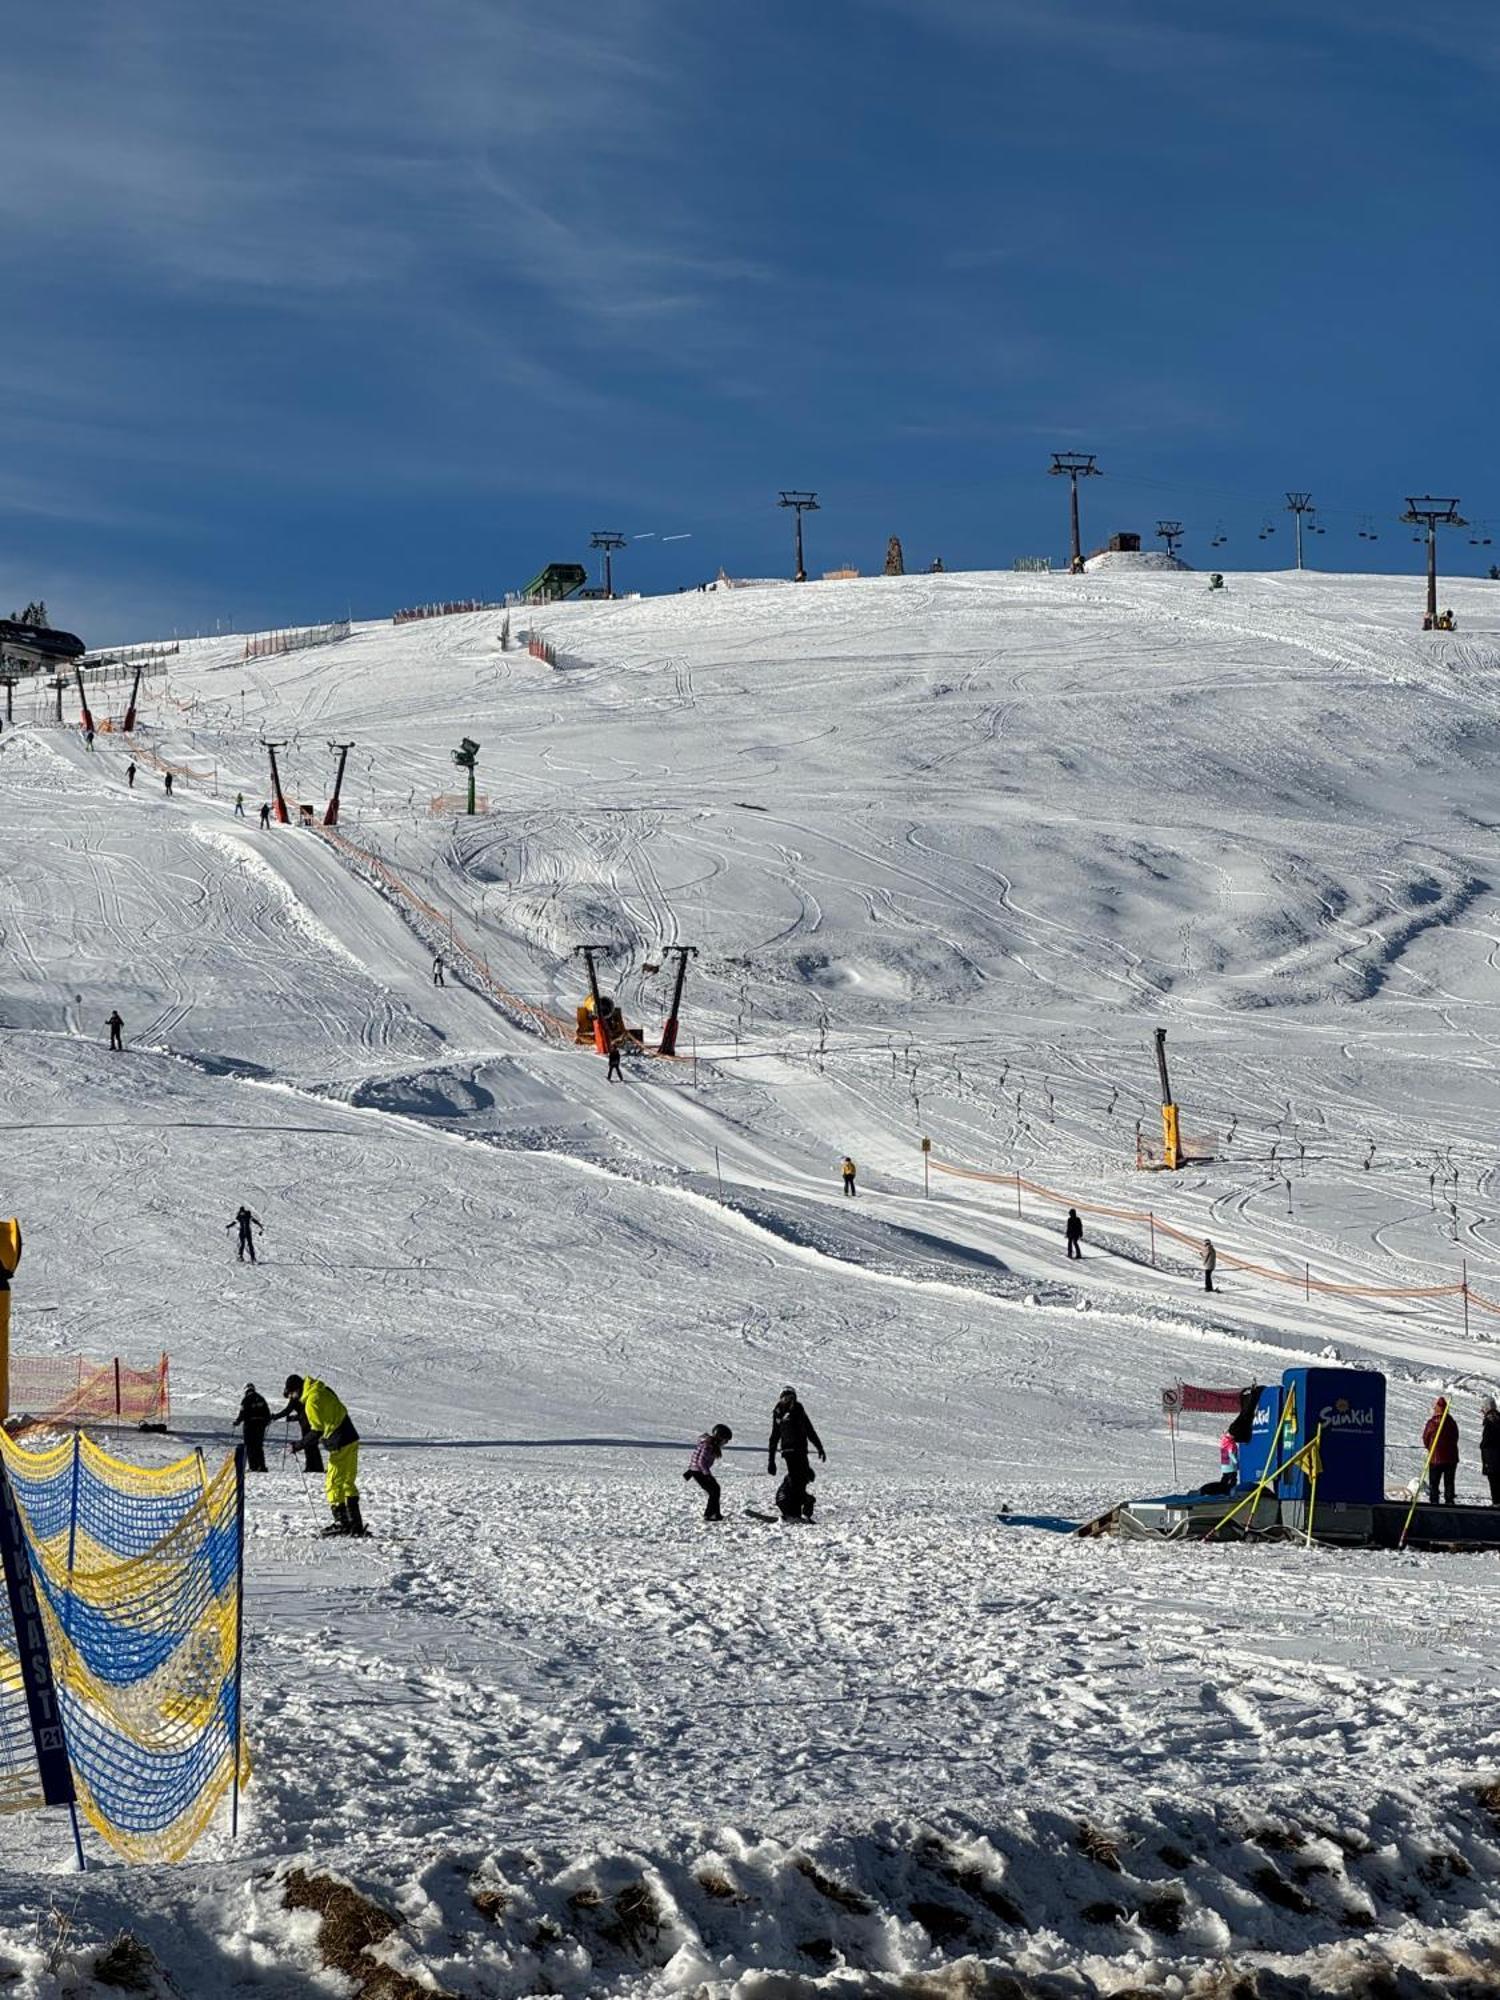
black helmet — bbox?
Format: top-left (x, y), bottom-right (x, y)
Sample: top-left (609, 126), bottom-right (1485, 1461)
top-left (283, 1373), bottom-right (303, 1398)
top-left (712, 1423), bottom-right (733, 1443)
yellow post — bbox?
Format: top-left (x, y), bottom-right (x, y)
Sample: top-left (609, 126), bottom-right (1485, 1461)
top-left (1161, 1102), bottom-right (1182, 1171)
top-left (0, 1219), bottom-right (21, 1424)
top-left (1208, 1390), bottom-right (1295, 1539)
top-left (1303, 1425), bottom-right (1323, 1546)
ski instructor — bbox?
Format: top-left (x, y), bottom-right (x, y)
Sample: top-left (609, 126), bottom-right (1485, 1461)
top-left (282, 1372), bottom-right (367, 1537)
top-left (769, 1385), bottom-right (826, 1521)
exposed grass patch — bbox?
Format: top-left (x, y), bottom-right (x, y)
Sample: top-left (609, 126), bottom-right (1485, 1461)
top-left (93, 1933), bottom-right (157, 1992)
top-left (283, 1867), bottom-right (439, 2000)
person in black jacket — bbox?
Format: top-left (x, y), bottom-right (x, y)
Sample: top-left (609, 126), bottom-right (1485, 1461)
top-left (270, 1388), bottom-right (324, 1473)
top-left (234, 1383), bottom-right (271, 1472)
top-left (1064, 1208), bottom-right (1083, 1260)
top-left (1482, 1396), bottom-right (1500, 1506)
top-left (769, 1385), bottom-right (826, 1521)
top-left (228, 1205), bottom-right (262, 1262)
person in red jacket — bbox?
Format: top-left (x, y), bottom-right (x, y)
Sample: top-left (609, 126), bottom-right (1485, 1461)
top-left (1423, 1395), bottom-right (1459, 1506)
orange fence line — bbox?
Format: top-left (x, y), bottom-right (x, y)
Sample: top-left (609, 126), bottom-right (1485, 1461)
top-left (931, 1157), bottom-right (1495, 1318)
top-left (317, 826), bottom-right (576, 1045)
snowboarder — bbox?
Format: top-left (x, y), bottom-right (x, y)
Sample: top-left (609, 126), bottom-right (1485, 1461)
top-left (259, 801), bottom-right (271, 828)
top-left (432, 955), bottom-right (445, 987)
top-left (83, 726), bottom-right (95, 751)
top-left (106, 1010), bottom-right (124, 1051)
top-left (1423, 1396), bottom-right (1459, 1506)
top-left (1064, 1208), bottom-right (1083, 1260)
top-left (684, 1423), bottom-right (732, 1522)
top-left (768, 1385), bottom-right (826, 1521)
top-left (841, 1156), bottom-right (857, 1196)
top-left (282, 1372), bottom-right (366, 1536)
top-left (228, 1205), bottom-right (263, 1263)
top-left (1482, 1396), bottom-right (1500, 1506)
top-left (125, 761), bottom-right (136, 788)
top-left (234, 792), bottom-right (245, 817)
top-left (233, 1382), bottom-right (271, 1472)
top-left (1202, 1238), bottom-right (1217, 1293)
top-left (270, 1384), bottom-right (323, 1473)
top-left (606, 1040), bottom-right (624, 1082)
top-left (163, 771), bottom-right (173, 796)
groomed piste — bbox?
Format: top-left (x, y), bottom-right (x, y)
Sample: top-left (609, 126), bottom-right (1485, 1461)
top-left (8, 567), bottom-right (1500, 1990)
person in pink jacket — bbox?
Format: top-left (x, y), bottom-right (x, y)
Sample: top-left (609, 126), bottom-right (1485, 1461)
top-left (1423, 1396), bottom-right (1459, 1506)
top-left (684, 1424), bottom-right (732, 1522)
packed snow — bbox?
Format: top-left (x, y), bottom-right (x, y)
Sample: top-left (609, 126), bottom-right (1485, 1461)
top-left (4, 566), bottom-right (1500, 1994)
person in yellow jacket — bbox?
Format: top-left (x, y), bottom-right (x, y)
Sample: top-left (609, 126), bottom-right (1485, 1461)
top-left (283, 1372), bottom-right (368, 1538)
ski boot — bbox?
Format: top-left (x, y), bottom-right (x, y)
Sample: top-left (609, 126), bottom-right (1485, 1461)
top-left (321, 1502), bottom-right (350, 1537)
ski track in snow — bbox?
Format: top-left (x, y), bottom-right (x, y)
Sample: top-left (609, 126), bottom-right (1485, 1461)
top-left (2, 572), bottom-right (1500, 1993)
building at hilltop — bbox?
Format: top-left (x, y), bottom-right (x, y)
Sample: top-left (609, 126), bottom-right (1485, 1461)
top-left (0, 618), bottom-right (86, 676)
top-left (1083, 532), bottom-right (1190, 574)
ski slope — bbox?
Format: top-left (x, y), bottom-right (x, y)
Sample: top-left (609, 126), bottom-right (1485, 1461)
top-left (4, 567), bottom-right (1500, 1995)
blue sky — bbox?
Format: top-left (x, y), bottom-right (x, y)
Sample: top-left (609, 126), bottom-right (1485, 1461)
top-left (7, 0), bottom-right (1499, 639)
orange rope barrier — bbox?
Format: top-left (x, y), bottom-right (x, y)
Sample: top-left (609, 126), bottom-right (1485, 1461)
top-left (931, 1157), bottom-right (1491, 1316)
top-left (317, 827), bottom-right (576, 1045)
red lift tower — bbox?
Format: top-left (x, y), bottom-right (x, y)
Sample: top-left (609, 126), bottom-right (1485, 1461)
top-left (657, 945), bottom-right (697, 1056)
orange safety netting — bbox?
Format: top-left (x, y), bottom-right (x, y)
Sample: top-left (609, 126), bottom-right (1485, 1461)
top-left (931, 1158), bottom-right (1492, 1314)
top-left (317, 827), bottom-right (577, 1044)
top-left (9, 1353), bottom-right (170, 1425)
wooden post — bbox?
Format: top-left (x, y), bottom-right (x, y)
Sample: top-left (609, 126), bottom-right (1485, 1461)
top-left (1149, 1210), bottom-right (1156, 1266)
top-left (1015, 1172), bottom-right (1022, 1218)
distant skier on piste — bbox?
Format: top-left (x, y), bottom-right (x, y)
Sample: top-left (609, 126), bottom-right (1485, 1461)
top-left (1202, 1238), bottom-right (1217, 1293)
top-left (228, 1205), bottom-right (263, 1263)
top-left (606, 1040), bottom-right (624, 1082)
top-left (106, 1010), bottom-right (124, 1051)
top-left (283, 1372), bottom-right (367, 1536)
top-left (841, 1156), bottom-right (857, 1196)
top-left (1064, 1208), bottom-right (1083, 1260)
top-left (684, 1424), bottom-right (732, 1522)
top-left (432, 954), bottom-right (445, 987)
top-left (259, 801), bottom-right (271, 828)
top-left (234, 1383), bottom-right (271, 1472)
top-left (271, 1384), bottom-right (323, 1473)
top-left (125, 761), bottom-right (136, 788)
top-left (163, 771), bottom-right (173, 796)
top-left (769, 1385), bottom-right (826, 1521)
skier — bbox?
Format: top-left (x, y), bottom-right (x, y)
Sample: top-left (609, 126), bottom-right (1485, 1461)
top-left (233, 1382), bottom-right (271, 1472)
top-left (234, 792), bottom-right (245, 817)
top-left (684, 1423), bottom-right (732, 1522)
top-left (282, 1372), bottom-right (366, 1536)
top-left (1482, 1396), bottom-right (1500, 1506)
top-left (163, 771), bottom-right (173, 796)
top-left (768, 1385), bottom-right (826, 1521)
top-left (1064, 1208), bottom-right (1083, 1260)
top-left (259, 801), bottom-right (271, 828)
top-left (228, 1205), bottom-right (263, 1263)
top-left (125, 761), bottom-right (136, 789)
top-left (841, 1156), bottom-right (857, 1197)
top-left (83, 725), bottom-right (95, 751)
top-left (270, 1383), bottom-right (323, 1473)
top-left (432, 955), bottom-right (445, 987)
top-left (106, 1009), bottom-right (124, 1052)
top-left (1202, 1238), bottom-right (1217, 1293)
top-left (1423, 1396), bottom-right (1459, 1507)
top-left (606, 1040), bottom-right (624, 1082)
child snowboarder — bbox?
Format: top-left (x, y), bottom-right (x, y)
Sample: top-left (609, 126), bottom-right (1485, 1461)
top-left (684, 1424), bottom-right (732, 1522)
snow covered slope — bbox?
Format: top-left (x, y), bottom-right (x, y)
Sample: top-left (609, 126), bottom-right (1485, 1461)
top-left (4, 568), bottom-right (1500, 1995)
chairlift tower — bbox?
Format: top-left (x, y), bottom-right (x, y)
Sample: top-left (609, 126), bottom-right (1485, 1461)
top-left (1285, 492), bottom-right (1316, 571)
top-left (657, 944), bottom-right (698, 1057)
top-left (1049, 452), bottom-right (1101, 574)
top-left (261, 740), bottom-right (292, 823)
top-left (589, 531), bottom-right (627, 599)
top-left (1155, 520), bottom-right (1185, 561)
top-left (778, 491), bottom-right (820, 582)
top-left (324, 741), bottom-right (355, 827)
top-left (1400, 496), bottom-right (1467, 628)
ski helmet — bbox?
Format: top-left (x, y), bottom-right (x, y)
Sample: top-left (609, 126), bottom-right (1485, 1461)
top-left (283, 1373), bottom-right (303, 1398)
top-left (712, 1424), bottom-right (733, 1443)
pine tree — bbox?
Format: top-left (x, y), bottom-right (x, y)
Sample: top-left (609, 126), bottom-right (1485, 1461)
top-left (884, 536), bottom-right (905, 576)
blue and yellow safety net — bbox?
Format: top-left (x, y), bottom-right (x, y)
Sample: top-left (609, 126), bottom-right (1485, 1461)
top-left (0, 1432), bottom-right (247, 1862)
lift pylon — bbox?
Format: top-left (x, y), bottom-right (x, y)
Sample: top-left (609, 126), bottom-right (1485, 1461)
top-left (121, 666), bottom-right (143, 734)
top-left (262, 740), bottom-right (291, 823)
top-left (657, 945), bottom-right (698, 1056)
top-left (73, 666), bottom-right (95, 737)
top-left (574, 944), bottom-right (613, 1055)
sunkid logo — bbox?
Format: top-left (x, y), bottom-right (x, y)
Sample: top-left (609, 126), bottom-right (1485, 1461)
top-left (1318, 1397), bottom-right (1375, 1430)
